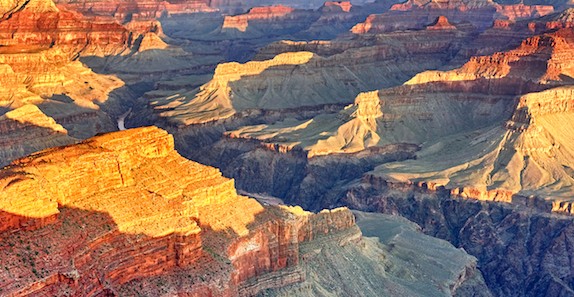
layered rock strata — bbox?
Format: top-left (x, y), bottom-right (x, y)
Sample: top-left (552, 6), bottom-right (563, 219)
top-left (54, 0), bottom-right (215, 21)
top-left (0, 105), bottom-right (77, 167)
top-left (0, 127), bottom-right (490, 296)
top-left (222, 5), bottom-right (295, 32)
top-left (0, 127), bottom-right (358, 296)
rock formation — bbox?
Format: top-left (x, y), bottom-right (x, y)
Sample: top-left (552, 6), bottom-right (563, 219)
top-left (0, 0), bottom-right (129, 55)
top-left (142, 22), bottom-right (476, 127)
top-left (0, 127), bottom-right (488, 296)
top-left (210, 27), bottom-right (574, 206)
top-left (427, 15), bottom-right (457, 29)
top-left (226, 90), bottom-right (385, 157)
top-left (222, 5), bottom-right (296, 32)
top-left (0, 45), bottom-right (121, 151)
top-left (406, 28), bottom-right (574, 83)
top-left (322, 1), bottom-right (353, 12)
top-left (0, 105), bottom-right (77, 167)
top-left (350, 0), bottom-right (553, 34)
top-left (54, 0), bottom-right (215, 22)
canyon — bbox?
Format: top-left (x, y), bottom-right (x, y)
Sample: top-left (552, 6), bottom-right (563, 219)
top-left (0, 127), bottom-right (487, 296)
top-left (3, 0), bottom-right (574, 295)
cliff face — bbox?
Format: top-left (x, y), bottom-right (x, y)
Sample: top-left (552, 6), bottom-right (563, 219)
top-left (0, 0), bottom-right (179, 165)
top-left (342, 176), bottom-right (574, 297)
top-left (407, 28), bottom-right (574, 84)
top-left (144, 23), bottom-right (473, 127)
top-left (147, 21), bottom-right (574, 296)
top-left (0, 127), bottom-right (360, 296)
top-left (0, 45), bottom-right (122, 165)
top-left (0, 105), bottom-right (78, 168)
top-left (0, 127), bottom-right (489, 296)
top-left (0, 0), bottom-right (129, 56)
top-left (222, 5), bottom-right (296, 32)
top-left (54, 0), bottom-right (215, 21)
top-left (350, 0), bottom-right (553, 34)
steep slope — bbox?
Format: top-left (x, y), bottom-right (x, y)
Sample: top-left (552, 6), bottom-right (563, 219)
top-left (0, 0), bottom-right (185, 165)
top-left (222, 5), bottom-right (297, 32)
top-left (0, 46), bottom-right (122, 142)
top-left (0, 0), bottom-right (129, 55)
top-left (406, 28), bottom-right (574, 84)
top-left (215, 28), bottom-right (574, 203)
top-left (0, 127), bottom-right (488, 296)
top-left (141, 25), bottom-right (472, 126)
top-left (226, 90), bottom-right (386, 157)
top-left (373, 85), bottom-right (574, 210)
top-left (260, 211), bottom-right (492, 297)
top-left (0, 105), bottom-right (78, 167)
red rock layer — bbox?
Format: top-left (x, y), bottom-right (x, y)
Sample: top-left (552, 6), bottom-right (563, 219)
top-left (351, 0), bottom-right (553, 34)
top-left (0, 2), bottom-right (129, 56)
top-left (427, 15), bottom-right (456, 30)
top-left (0, 127), bottom-right (356, 296)
top-left (222, 5), bottom-right (295, 31)
top-left (495, 3), bottom-right (553, 21)
top-left (407, 28), bottom-right (574, 85)
top-left (54, 0), bottom-right (215, 22)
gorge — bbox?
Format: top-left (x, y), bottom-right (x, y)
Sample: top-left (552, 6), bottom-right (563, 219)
top-left (2, 0), bottom-right (574, 296)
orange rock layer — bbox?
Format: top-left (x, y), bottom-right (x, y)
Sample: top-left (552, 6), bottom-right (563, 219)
top-left (0, 127), bottom-right (355, 296)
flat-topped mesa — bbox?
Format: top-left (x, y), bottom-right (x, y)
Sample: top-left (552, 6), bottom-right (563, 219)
top-left (153, 51), bottom-right (315, 125)
top-left (212, 51), bottom-right (314, 83)
top-left (427, 15), bottom-right (456, 30)
top-left (222, 5), bottom-right (296, 32)
top-left (321, 1), bottom-right (352, 12)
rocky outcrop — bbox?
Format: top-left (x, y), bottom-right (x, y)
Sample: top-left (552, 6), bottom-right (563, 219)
top-left (321, 1), bottom-right (352, 12)
top-left (144, 23), bottom-right (474, 127)
top-left (0, 0), bottom-right (130, 56)
top-left (341, 174), bottom-right (574, 297)
top-left (0, 105), bottom-right (77, 167)
top-left (0, 45), bottom-right (122, 146)
top-left (495, 3), bottom-right (553, 21)
top-left (222, 5), bottom-right (295, 32)
top-left (261, 211), bottom-right (493, 297)
top-left (407, 28), bottom-right (574, 84)
top-left (427, 15), bottom-right (457, 30)
top-left (0, 126), bottom-right (489, 296)
top-left (0, 127), bottom-right (362, 296)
